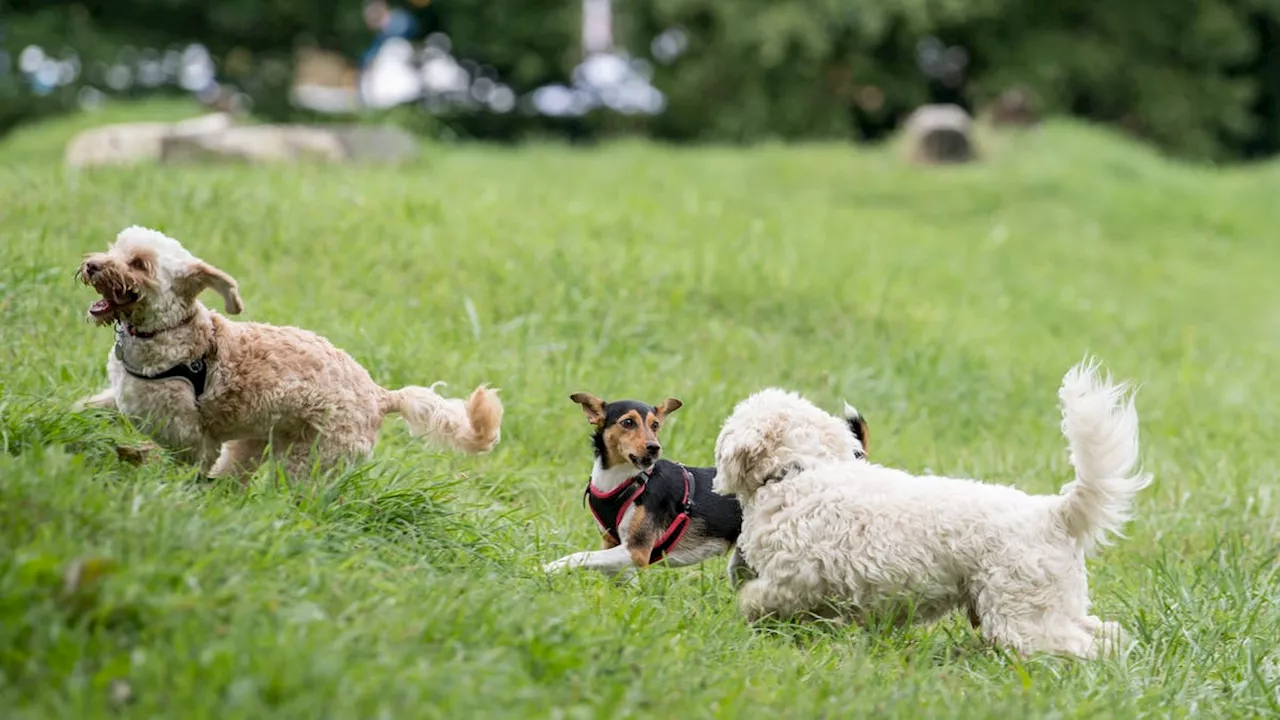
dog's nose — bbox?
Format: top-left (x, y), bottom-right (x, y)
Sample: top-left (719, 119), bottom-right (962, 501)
top-left (645, 442), bottom-right (661, 456)
top-left (84, 260), bottom-right (102, 275)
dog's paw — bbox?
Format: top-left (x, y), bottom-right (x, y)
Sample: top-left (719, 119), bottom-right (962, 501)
top-left (542, 558), bottom-right (570, 574)
top-left (738, 579), bottom-right (773, 622)
top-left (1090, 620), bottom-right (1130, 658)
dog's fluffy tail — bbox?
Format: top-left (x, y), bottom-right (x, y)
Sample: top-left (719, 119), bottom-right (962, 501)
top-left (1056, 358), bottom-right (1151, 549)
top-left (386, 383), bottom-right (503, 454)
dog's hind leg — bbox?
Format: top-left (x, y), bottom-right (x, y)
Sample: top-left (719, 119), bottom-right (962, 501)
top-left (974, 588), bottom-right (1101, 659)
top-left (984, 613), bottom-right (1101, 659)
top-left (273, 436), bottom-right (372, 480)
top-left (264, 420), bottom-right (378, 480)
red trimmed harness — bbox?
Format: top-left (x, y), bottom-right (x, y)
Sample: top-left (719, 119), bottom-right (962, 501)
top-left (584, 465), bottom-right (696, 564)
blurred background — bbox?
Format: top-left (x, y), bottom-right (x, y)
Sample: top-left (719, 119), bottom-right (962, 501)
top-left (2, 0), bottom-right (1278, 162)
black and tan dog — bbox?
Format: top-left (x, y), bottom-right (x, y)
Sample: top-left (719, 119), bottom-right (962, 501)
top-left (542, 392), bottom-right (868, 581)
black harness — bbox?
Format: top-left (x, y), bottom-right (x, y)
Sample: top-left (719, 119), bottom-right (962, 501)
top-left (114, 323), bottom-right (210, 400)
top-left (584, 464), bottom-right (697, 564)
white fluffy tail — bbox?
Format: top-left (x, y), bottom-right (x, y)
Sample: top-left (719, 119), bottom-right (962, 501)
top-left (1056, 358), bottom-right (1152, 549)
top-left (385, 384), bottom-right (503, 455)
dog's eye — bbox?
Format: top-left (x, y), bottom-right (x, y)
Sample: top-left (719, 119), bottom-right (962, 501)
top-left (129, 258), bottom-right (148, 270)
top-left (620, 418), bottom-right (636, 429)
top-left (650, 422), bottom-right (659, 431)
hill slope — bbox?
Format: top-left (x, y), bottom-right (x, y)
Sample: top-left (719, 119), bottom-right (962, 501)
top-left (2, 110), bottom-right (1279, 718)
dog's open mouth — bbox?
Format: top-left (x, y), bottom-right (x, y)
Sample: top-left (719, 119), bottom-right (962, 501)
top-left (630, 453), bottom-right (655, 470)
top-left (88, 291), bottom-right (138, 320)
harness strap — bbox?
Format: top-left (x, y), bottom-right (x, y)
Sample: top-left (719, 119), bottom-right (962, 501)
top-left (649, 466), bottom-right (696, 563)
top-left (583, 465), bottom-right (698, 563)
top-left (584, 471), bottom-right (647, 544)
top-left (114, 330), bottom-right (210, 400)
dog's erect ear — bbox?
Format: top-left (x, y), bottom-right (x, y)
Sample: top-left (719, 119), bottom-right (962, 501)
top-left (181, 261), bottom-right (243, 315)
top-left (569, 392), bottom-right (607, 426)
top-left (655, 398), bottom-right (683, 419)
top-left (842, 402), bottom-right (869, 457)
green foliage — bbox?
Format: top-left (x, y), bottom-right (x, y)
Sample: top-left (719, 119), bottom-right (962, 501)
top-left (3, 0), bottom-right (1280, 158)
top-left (621, 0), bottom-right (1264, 158)
top-left (960, 0), bottom-right (1259, 159)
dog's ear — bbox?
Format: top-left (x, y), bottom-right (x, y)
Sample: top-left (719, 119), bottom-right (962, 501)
top-left (655, 398), bottom-right (683, 419)
top-left (569, 392), bottom-right (606, 426)
top-left (842, 402), bottom-right (869, 457)
top-left (713, 428), bottom-right (763, 497)
top-left (714, 419), bottom-right (794, 499)
top-left (180, 261), bottom-right (243, 315)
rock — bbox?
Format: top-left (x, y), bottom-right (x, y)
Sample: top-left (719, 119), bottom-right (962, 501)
top-left (901, 104), bottom-right (976, 165)
top-left (115, 441), bottom-right (158, 466)
top-left (64, 122), bottom-right (176, 168)
top-left (172, 113), bottom-right (235, 136)
top-left (160, 125), bottom-right (348, 164)
top-left (332, 125), bottom-right (420, 163)
top-left (64, 114), bottom-right (232, 168)
top-left (67, 114), bottom-right (418, 167)
top-left (983, 87), bottom-right (1040, 128)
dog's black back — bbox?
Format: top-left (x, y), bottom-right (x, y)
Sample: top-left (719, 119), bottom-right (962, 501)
top-left (636, 459), bottom-right (742, 543)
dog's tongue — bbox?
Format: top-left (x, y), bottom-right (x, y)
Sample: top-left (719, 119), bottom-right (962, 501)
top-left (89, 299), bottom-right (113, 316)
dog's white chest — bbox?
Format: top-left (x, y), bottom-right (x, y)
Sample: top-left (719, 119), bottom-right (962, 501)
top-left (109, 354), bottom-right (204, 444)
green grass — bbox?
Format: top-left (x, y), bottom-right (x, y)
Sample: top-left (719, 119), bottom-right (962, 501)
top-left (3, 102), bottom-right (1280, 718)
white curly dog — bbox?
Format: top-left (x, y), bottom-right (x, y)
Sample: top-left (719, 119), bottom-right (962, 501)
top-left (713, 359), bottom-right (1150, 659)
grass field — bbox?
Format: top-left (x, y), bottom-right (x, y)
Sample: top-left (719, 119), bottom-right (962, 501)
top-left (3, 103), bottom-right (1280, 719)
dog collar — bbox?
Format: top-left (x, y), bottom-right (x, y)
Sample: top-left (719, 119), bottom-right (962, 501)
top-left (114, 327), bottom-right (210, 400)
top-left (760, 451), bottom-right (867, 487)
top-left (120, 323), bottom-right (159, 339)
top-left (117, 311), bottom-right (197, 339)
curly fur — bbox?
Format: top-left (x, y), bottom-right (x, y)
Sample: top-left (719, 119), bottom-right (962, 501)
top-left (714, 359), bottom-right (1151, 659)
top-left (74, 226), bottom-right (503, 479)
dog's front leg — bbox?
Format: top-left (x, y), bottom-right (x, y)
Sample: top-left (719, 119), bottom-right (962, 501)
top-left (73, 387), bottom-right (118, 412)
top-left (613, 566), bottom-right (640, 587)
top-left (542, 545), bottom-right (636, 577)
top-left (727, 546), bottom-right (757, 589)
top-left (738, 577), bottom-right (808, 623)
